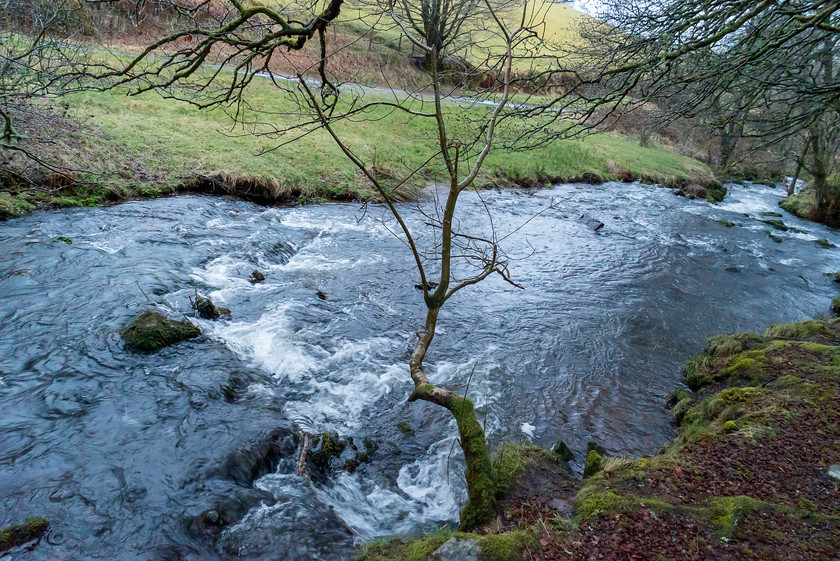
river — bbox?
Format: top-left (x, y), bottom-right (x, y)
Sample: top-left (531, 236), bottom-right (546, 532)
top-left (1, 181), bottom-right (838, 560)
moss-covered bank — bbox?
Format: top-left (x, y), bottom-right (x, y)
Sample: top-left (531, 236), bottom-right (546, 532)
top-left (358, 318), bottom-right (840, 560)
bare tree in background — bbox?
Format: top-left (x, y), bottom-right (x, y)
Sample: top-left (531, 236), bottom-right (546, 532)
top-left (0, 0), bottom-right (90, 184)
top-left (562, 0), bottom-right (840, 221)
top-left (89, 0), bottom-right (559, 528)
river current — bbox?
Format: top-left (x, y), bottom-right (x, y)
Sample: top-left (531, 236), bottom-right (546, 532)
top-left (1, 181), bottom-right (839, 560)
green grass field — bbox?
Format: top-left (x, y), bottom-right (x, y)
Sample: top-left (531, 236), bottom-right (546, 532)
top-left (52, 70), bottom-right (711, 206)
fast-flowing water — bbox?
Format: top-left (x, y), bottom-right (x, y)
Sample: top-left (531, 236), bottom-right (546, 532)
top-left (1, 182), bottom-right (839, 560)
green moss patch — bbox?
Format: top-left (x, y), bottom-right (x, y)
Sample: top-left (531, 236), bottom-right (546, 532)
top-left (356, 529), bottom-right (536, 561)
top-left (0, 193), bottom-right (36, 220)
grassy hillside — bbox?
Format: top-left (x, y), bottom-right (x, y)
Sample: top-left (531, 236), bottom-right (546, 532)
top-left (0, 70), bottom-right (713, 217)
top-left (340, 0), bottom-right (589, 69)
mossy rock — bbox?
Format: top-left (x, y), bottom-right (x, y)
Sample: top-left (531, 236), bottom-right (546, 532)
top-left (714, 219), bottom-right (735, 227)
top-left (551, 440), bottom-right (574, 463)
top-left (583, 450), bottom-right (603, 478)
top-left (779, 188), bottom-right (815, 219)
top-left (760, 219), bottom-right (788, 231)
top-left (54, 236), bottom-right (73, 245)
top-left (760, 211), bottom-right (783, 218)
top-left (815, 238), bottom-right (836, 249)
top-left (0, 517), bottom-right (48, 553)
top-left (195, 296), bottom-right (231, 320)
top-left (120, 310), bottom-right (201, 352)
top-left (0, 193), bottom-right (36, 220)
top-left (310, 431), bottom-right (348, 468)
top-left (249, 270), bottom-right (266, 284)
top-left (706, 187), bottom-right (727, 203)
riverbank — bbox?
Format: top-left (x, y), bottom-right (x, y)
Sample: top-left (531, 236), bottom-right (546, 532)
top-left (1, 79), bottom-right (715, 220)
top-left (359, 316), bottom-right (840, 561)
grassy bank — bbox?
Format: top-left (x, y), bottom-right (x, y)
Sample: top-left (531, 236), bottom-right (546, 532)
top-left (0, 76), bottom-right (714, 219)
top-left (361, 316), bottom-right (840, 560)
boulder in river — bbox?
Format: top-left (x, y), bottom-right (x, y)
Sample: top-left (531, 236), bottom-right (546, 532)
top-left (0, 517), bottom-right (48, 553)
top-left (120, 310), bottom-right (201, 352)
top-left (249, 270), bottom-right (266, 284)
top-left (580, 214), bottom-right (604, 232)
top-left (194, 296), bottom-right (230, 320)
top-left (220, 427), bottom-right (297, 487)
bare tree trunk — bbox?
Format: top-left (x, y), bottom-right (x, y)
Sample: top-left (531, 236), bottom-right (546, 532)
top-left (809, 130), bottom-right (830, 215)
top-left (789, 140), bottom-right (809, 197)
top-left (715, 116), bottom-right (743, 169)
top-left (407, 306), bottom-right (496, 529)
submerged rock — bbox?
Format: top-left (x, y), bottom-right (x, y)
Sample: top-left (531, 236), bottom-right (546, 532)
top-left (580, 214), bottom-right (604, 232)
top-left (396, 421), bottom-right (415, 437)
top-left (187, 487), bottom-right (276, 543)
top-left (816, 238), bottom-right (837, 249)
top-left (120, 310), bottom-right (200, 352)
top-left (766, 231), bottom-right (783, 243)
top-left (310, 431), bottom-right (348, 470)
top-left (344, 437), bottom-right (379, 473)
top-left (221, 427), bottom-right (297, 487)
top-left (195, 296), bottom-right (230, 320)
top-left (0, 517), bottom-right (48, 553)
top-left (761, 219), bottom-right (788, 231)
top-left (249, 270), bottom-right (266, 284)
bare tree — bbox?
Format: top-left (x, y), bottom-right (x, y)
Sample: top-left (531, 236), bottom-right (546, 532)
top-left (91, 0), bottom-right (557, 529)
top-left (553, 0), bottom-right (839, 219)
top-left (0, 0), bottom-right (89, 180)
